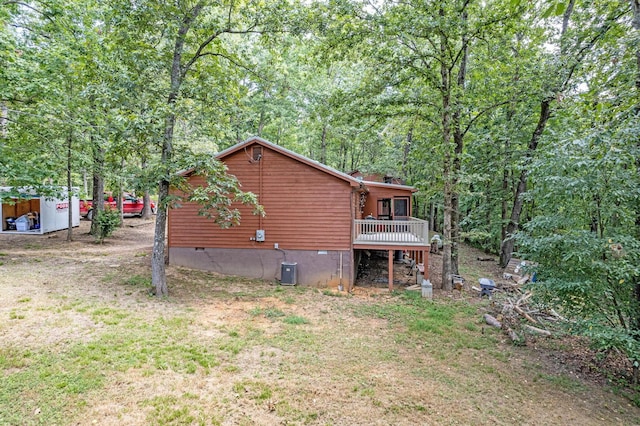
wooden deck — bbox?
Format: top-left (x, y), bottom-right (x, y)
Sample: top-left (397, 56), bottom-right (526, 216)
top-left (352, 218), bottom-right (430, 292)
top-left (352, 218), bottom-right (429, 248)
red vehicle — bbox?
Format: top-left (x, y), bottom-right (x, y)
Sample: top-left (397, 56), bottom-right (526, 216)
top-left (80, 193), bottom-right (156, 219)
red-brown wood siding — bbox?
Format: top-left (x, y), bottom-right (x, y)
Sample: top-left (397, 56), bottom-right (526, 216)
top-left (363, 186), bottom-right (413, 219)
top-left (168, 144), bottom-right (354, 250)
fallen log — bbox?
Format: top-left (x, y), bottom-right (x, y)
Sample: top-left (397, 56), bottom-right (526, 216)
top-left (484, 314), bottom-right (521, 343)
top-left (514, 305), bottom-right (538, 324)
top-left (523, 325), bottom-right (552, 336)
top-left (484, 313), bottom-right (502, 328)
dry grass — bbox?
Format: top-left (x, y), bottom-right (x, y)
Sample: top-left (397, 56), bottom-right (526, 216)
top-left (0, 220), bottom-right (639, 425)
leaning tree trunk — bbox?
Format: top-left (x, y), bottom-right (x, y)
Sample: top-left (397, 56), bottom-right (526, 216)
top-left (499, 0), bottom-right (618, 266)
top-left (501, 74), bottom-right (518, 253)
top-left (500, 116), bottom-right (513, 250)
top-left (499, 99), bottom-right (551, 267)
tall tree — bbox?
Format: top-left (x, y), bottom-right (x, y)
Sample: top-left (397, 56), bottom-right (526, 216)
top-left (134, 0), bottom-right (288, 296)
top-left (499, 0), bottom-right (626, 266)
top-left (340, 0), bottom-right (519, 289)
top-left (514, 0), bottom-right (640, 381)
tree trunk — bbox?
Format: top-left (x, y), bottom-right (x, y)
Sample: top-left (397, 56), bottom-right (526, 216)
top-left (501, 149), bottom-right (510, 248)
top-left (143, 191), bottom-right (152, 217)
top-left (501, 102), bottom-right (516, 251)
top-left (151, 2), bottom-right (204, 297)
top-left (450, 186), bottom-right (459, 276)
top-left (339, 139), bottom-right (347, 171)
top-left (498, 0), bottom-right (621, 266)
top-left (499, 99), bottom-right (552, 267)
top-left (152, 113), bottom-right (177, 297)
top-left (0, 103), bottom-right (7, 137)
top-left (442, 155), bottom-right (453, 291)
top-left (629, 0), bottom-right (640, 338)
top-left (402, 126), bottom-right (413, 180)
top-left (631, 0), bottom-right (640, 98)
top-left (152, 108), bottom-right (177, 297)
top-left (66, 127), bottom-right (73, 242)
top-left (116, 190), bottom-right (123, 225)
top-left (116, 158), bottom-right (124, 225)
top-left (320, 123), bottom-right (327, 165)
top-left (451, 13), bottom-right (468, 276)
top-left (82, 169), bottom-right (88, 198)
top-left (140, 156), bottom-right (153, 220)
top-left (257, 97), bottom-right (265, 137)
top-left (440, 13), bottom-right (453, 290)
top-left (90, 140), bottom-right (105, 237)
top-left (152, 177), bottom-right (170, 297)
top-left (430, 202), bottom-right (436, 233)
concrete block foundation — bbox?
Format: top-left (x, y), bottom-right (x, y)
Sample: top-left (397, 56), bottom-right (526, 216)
top-left (169, 247), bottom-right (353, 288)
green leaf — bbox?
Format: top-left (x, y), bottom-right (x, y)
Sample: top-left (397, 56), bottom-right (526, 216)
top-left (542, 1), bottom-right (567, 18)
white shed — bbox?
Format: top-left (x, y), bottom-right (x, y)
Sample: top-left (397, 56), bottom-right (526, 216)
top-left (0, 187), bottom-right (80, 234)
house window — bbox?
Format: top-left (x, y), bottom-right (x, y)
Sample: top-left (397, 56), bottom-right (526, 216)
top-left (394, 197), bottom-right (409, 219)
top-left (377, 198), bottom-right (391, 220)
top-left (252, 146), bottom-right (263, 161)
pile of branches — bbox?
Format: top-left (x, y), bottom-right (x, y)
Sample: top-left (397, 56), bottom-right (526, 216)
top-left (483, 290), bottom-right (566, 344)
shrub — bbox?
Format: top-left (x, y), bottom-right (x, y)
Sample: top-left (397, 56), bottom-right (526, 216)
top-left (93, 208), bottom-right (121, 243)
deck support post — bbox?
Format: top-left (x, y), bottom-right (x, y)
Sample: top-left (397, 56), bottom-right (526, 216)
top-left (423, 250), bottom-right (428, 280)
top-left (388, 249), bottom-right (394, 291)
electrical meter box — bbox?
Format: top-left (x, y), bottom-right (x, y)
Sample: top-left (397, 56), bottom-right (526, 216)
top-left (256, 229), bottom-right (265, 242)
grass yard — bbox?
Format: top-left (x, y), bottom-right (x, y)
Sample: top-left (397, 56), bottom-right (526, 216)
top-left (0, 220), bottom-right (639, 425)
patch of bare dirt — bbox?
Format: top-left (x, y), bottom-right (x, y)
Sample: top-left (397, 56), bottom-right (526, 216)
top-left (0, 217), bottom-right (154, 254)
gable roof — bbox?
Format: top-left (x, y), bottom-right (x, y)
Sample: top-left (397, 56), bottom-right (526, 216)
top-left (217, 137), bottom-right (362, 188)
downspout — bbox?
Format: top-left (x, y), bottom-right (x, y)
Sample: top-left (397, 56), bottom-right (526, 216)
top-left (348, 186), bottom-right (357, 293)
top-left (259, 148), bottom-right (263, 229)
top-left (339, 252), bottom-right (343, 291)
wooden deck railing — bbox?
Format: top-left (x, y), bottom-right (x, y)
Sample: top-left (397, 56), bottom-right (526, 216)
top-left (353, 217), bottom-right (429, 247)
